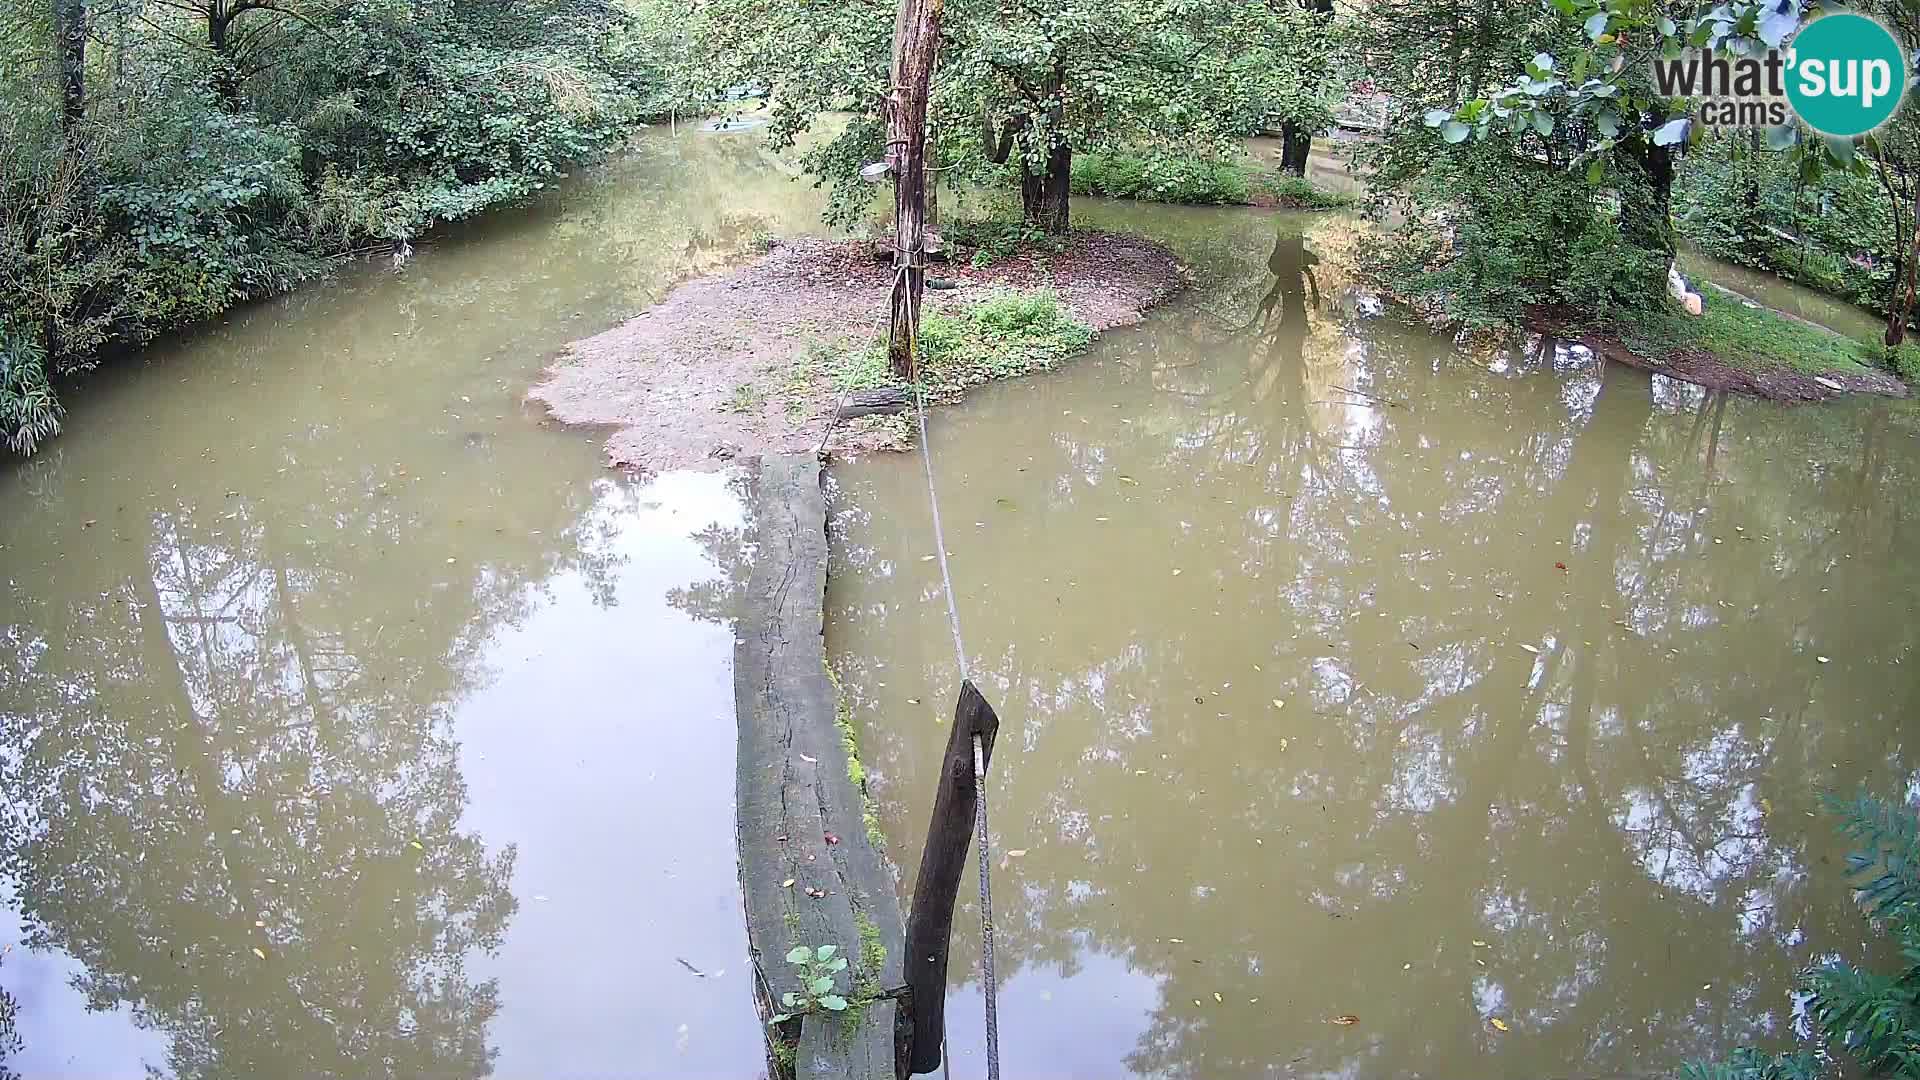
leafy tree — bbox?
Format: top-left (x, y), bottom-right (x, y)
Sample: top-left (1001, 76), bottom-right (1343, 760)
top-left (695, 0), bottom-right (1340, 233)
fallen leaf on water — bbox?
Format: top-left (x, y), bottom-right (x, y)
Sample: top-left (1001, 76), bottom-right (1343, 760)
top-left (1271, 698), bottom-right (1285, 709)
top-left (1332, 1015), bottom-right (1360, 1026)
top-left (805, 887), bottom-right (826, 898)
top-left (1213, 992), bottom-right (1223, 1003)
top-left (1007, 849), bottom-right (1028, 858)
top-left (1279, 738), bottom-right (1290, 751)
top-left (1168, 937), bottom-right (1184, 943)
top-left (1172, 568), bottom-right (1183, 576)
top-left (1471, 940), bottom-right (1488, 947)
top-left (1193, 999), bottom-right (1202, 1007)
top-left (824, 832), bottom-right (840, 845)
top-left (1701, 983), bottom-right (1712, 991)
top-left (1519, 644), bottom-right (1540, 654)
top-left (1761, 798), bottom-right (1773, 814)
top-left (921, 555), bottom-right (936, 562)
top-left (1490, 1018), bottom-right (1509, 1032)
top-left (907, 698), bottom-right (921, 705)
top-left (251, 947), bottom-right (267, 960)
top-left (1554, 562), bottom-right (1567, 570)
top-left (254, 920), bottom-right (265, 928)
top-left (1118, 475), bottom-right (1138, 485)
top-left (781, 879), bottom-right (796, 888)
top-left (410, 840), bottom-right (424, 851)
top-left (1817, 655), bottom-right (1831, 664)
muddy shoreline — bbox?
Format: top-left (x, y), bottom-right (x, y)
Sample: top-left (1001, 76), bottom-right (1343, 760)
top-left (530, 233), bottom-right (1187, 472)
top-left (1530, 307), bottom-right (1910, 403)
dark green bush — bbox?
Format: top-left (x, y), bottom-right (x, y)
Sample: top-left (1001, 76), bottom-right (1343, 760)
top-left (1364, 139), bottom-right (1667, 329)
top-left (1070, 150), bottom-right (1252, 205)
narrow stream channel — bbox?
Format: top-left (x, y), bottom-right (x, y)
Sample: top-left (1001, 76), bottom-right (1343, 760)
top-left (1, 128), bottom-right (1914, 1079)
top-left (0, 128), bottom-right (817, 1078)
top-left (829, 210), bottom-right (1920, 1078)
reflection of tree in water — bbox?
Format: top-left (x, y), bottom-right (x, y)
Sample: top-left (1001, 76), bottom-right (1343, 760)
top-left (664, 473), bottom-right (757, 626)
top-left (828, 215), bottom-right (1920, 1078)
top-left (0, 440), bottom-right (628, 1076)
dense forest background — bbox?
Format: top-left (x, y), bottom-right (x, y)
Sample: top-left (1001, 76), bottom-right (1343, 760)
top-left (7, 0), bottom-right (1920, 451)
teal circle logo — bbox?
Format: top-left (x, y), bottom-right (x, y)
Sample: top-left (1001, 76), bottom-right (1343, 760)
top-left (1786, 13), bottom-right (1908, 137)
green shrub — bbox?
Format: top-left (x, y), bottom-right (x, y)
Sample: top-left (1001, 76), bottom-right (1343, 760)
top-left (1888, 342), bottom-right (1920, 383)
top-left (1070, 151), bottom-right (1252, 205)
top-left (1256, 173), bottom-right (1356, 210)
top-left (0, 325), bottom-right (61, 455)
top-left (1363, 139), bottom-right (1667, 329)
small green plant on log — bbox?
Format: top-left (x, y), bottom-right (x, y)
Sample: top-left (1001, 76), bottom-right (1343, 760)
top-left (769, 944), bottom-right (850, 1023)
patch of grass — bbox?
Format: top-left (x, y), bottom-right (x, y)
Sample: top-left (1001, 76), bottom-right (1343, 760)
top-left (1255, 173), bottom-right (1357, 210)
top-left (1617, 296), bottom-right (1880, 377)
top-left (1889, 342), bottom-right (1920, 384)
top-left (724, 382), bottom-right (766, 413)
top-left (914, 290), bottom-right (1094, 398)
top-left (1072, 150), bottom-right (1251, 205)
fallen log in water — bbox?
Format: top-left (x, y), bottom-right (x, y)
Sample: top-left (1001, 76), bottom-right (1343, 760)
top-left (836, 389), bottom-right (912, 419)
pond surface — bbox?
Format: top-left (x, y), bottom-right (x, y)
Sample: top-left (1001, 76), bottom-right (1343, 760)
top-left (3, 121), bottom-right (1914, 1080)
top-left (829, 208), bottom-right (1920, 1078)
top-left (0, 128), bottom-right (827, 1078)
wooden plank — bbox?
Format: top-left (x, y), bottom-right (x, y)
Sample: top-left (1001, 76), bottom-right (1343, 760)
top-left (901, 680), bottom-right (999, 1074)
top-left (735, 454), bottom-right (907, 1080)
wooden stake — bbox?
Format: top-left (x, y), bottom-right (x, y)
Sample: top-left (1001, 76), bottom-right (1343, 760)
top-left (900, 679), bottom-right (998, 1074)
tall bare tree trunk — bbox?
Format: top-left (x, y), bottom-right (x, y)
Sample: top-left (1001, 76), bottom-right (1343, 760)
top-left (885, 0), bottom-right (944, 379)
top-left (54, 0), bottom-right (85, 128)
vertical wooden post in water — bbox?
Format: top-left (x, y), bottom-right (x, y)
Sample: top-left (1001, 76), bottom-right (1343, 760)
top-left (901, 680), bottom-right (998, 1074)
top-left (885, 0), bottom-right (943, 379)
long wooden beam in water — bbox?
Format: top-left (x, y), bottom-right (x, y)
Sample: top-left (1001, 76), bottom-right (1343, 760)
top-left (735, 454), bottom-right (907, 1080)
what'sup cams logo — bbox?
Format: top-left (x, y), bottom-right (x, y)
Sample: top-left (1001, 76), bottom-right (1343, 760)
top-left (1655, 9), bottom-right (1912, 137)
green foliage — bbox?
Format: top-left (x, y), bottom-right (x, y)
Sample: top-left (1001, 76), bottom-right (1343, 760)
top-left (1890, 343), bottom-right (1920, 385)
top-left (0, 326), bottom-right (60, 456)
top-left (1691, 792), bottom-right (1920, 1080)
top-left (769, 944), bottom-right (851, 1023)
top-left (916, 290), bottom-right (1094, 397)
top-left (1070, 151), bottom-right (1251, 205)
top-left (1365, 143), bottom-right (1665, 329)
top-left (0, 0), bottom-right (675, 454)
top-left (943, 209), bottom-right (1059, 266)
top-left (1618, 299), bottom-right (1878, 378)
top-left (1257, 173), bottom-right (1357, 210)
top-left (691, 0), bottom-right (1346, 231)
top-left (1674, 134), bottom-right (1898, 315)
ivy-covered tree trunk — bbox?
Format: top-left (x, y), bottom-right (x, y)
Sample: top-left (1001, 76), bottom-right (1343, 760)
top-left (1020, 140), bottom-right (1071, 235)
top-left (1277, 0), bottom-right (1336, 176)
top-left (1019, 60), bottom-right (1071, 235)
top-left (54, 0), bottom-right (85, 129)
top-left (206, 2), bottom-right (243, 105)
top-left (1620, 138), bottom-right (1677, 263)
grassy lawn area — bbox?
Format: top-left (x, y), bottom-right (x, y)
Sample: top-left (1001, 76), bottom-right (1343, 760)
top-left (1616, 295), bottom-right (1883, 378)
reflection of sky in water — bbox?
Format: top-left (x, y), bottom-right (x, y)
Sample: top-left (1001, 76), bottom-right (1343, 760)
top-left (940, 944), bottom-right (1163, 1080)
top-left (0, 906), bottom-right (169, 1078)
top-left (0, 472), bottom-right (760, 1079)
top-left (455, 471), bottom-right (759, 1078)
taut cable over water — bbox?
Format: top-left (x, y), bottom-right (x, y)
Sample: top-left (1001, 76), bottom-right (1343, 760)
top-left (897, 265), bottom-right (1003, 1080)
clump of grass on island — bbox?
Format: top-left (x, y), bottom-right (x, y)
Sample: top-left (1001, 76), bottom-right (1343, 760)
top-left (1616, 297), bottom-right (1883, 378)
top-left (805, 289), bottom-right (1095, 400)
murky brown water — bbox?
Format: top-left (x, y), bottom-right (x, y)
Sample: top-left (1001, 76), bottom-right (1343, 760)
top-left (0, 128), bottom-right (831, 1078)
top-left (829, 210), bottom-right (1920, 1078)
top-left (3, 121), bottom-right (1914, 1080)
